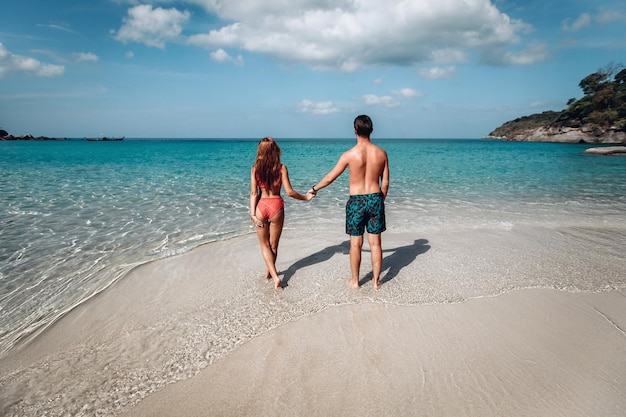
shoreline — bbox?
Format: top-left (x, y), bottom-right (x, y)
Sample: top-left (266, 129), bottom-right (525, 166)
top-left (1, 227), bottom-right (625, 416)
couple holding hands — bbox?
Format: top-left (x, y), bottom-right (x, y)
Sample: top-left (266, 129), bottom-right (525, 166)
top-left (249, 115), bottom-right (390, 291)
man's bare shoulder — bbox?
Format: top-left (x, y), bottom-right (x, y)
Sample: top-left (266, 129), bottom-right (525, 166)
top-left (369, 142), bottom-right (388, 158)
top-left (340, 146), bottom-right (360, 160)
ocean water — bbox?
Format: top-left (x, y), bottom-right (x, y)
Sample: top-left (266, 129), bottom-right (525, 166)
top-left (1, 138), bottom-right (625, 359)
top-left (2, 138), bottom-right (626, 416)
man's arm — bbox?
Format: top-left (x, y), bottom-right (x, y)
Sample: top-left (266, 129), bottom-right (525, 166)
top-left (311, 153), bottom-right (349, 193)
top-left (381, 154), bottom-right (389, 199)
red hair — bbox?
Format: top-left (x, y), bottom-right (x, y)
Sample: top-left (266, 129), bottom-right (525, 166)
top-left (254, 137), bottom-right (282, 188)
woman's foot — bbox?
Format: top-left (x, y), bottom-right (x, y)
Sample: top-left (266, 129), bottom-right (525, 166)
top-left (273, 276), bottom-right (282, 291)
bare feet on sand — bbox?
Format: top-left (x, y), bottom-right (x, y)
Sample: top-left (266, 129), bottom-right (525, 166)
top-left (348, 278), bottom-right (381, 289)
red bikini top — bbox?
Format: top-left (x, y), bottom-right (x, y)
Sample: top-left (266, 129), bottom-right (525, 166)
top-left (256, 172), bottom-right (282, 193)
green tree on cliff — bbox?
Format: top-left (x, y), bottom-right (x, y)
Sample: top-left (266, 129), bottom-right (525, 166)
top-left (558, 62), bottom-right (626, 128)
top-left (489, 63), bottom-right (626, 138)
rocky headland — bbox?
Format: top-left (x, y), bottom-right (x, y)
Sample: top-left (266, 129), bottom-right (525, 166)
top-left (1, 130), bottom-right (67, 141)
top-left (487, 64), bottom-right (626, 144)
top-left (487, 118), bottom-right (625, 144)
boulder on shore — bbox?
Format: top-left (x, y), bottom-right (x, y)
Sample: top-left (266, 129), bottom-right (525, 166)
top-left (582, 146), bottom-right (626, 156)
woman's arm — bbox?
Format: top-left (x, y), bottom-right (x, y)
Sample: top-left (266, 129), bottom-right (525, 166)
top-left (282, 165), bottom-right (313, 201)
top-left (250, 167), bottom-right (263, 227)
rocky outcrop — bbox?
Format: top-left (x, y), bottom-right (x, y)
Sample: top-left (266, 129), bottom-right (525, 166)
top-left (0, 132), bottom-right (67, 141)
top-left (582, 146), bottom-right (626, 155)
top-left (502, 125), bottom-right (625, 144)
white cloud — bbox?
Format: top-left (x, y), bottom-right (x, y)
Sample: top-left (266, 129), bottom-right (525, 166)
top-left (114, 5), bottom-right (190, 49)
top-left (210, 48), bottom-right (244, 66)
top-left (501, 41), bottom-right (549, 65)
top-left (363, 88), bottom-right (422, 107)
top-left (185, 0), bottom-right (531, 71)
top-left (37, 23), bottom-right (78, 34)
top-left (419, 66), bottom-right (456, 79)
top-left (561, 9), bottom-right (626, 33)
top-left (298, 99), bottom-right (338, 115)
top-left (431, 48), bottom-right (467, 64)
top-left (0, 42), bottom-right (64, 78)
top-left (210, 48), bottom-right (229, 62)
top-left (391, 88), bottom-right (422, 99)
top-left (562, 13), bottom-right (591, 32)
top-left (73, 52), bottom-right (99, 63)
top-left (595, 9), bottom-right (626, 25)
top-left (363, 94), bottom-right (398, 107)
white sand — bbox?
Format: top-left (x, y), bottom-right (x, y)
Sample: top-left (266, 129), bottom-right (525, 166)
top-left (2, 228), bottom-right (625, 416)
top-left (122, 289), bottom-right (626, 417)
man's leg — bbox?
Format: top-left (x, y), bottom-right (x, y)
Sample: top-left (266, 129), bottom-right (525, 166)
top-left (368, 233), bottom-right (382, 289)
top-left (349, 235), bottom-right (364, 288)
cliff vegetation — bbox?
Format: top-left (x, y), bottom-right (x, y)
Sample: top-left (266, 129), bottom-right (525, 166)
top-left (488, 63), bottom-right (626, 143)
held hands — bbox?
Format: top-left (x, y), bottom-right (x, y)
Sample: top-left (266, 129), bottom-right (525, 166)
top-left (306, 188), bottom-right (317, 200)
top-left (250, 215), bottom-right (264, 228)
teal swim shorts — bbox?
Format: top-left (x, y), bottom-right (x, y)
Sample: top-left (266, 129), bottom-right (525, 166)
top-left (345, 192), bottom-right (386, 236)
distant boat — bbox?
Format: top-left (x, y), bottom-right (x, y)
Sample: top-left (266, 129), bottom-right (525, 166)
top-left (85, 136), bottom-right (125, 141)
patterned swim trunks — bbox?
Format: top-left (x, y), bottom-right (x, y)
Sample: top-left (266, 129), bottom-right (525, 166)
top-left (345, 192), bottom-right (386, 236)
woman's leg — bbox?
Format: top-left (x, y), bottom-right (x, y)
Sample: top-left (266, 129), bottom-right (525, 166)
top-left (255, 209), bottom-right (283, 290)
top-left (268, 208), bottom-right (284, 272)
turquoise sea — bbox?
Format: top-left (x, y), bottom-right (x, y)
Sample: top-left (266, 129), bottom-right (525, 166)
top-left (1, 138), bottom-right (625, 359)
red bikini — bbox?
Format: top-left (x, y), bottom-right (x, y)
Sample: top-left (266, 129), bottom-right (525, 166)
top-left (256, 174), bottom-right (284, 220)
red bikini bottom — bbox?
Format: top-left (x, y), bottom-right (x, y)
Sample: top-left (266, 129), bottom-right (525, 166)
top-left (257, 196), bottom-right (284, 220)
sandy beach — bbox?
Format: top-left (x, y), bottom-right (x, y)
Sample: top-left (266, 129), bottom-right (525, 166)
top-left (1, 227), bottom-right (625, 416)
top-left (123, 290), bottom-right (626, 417)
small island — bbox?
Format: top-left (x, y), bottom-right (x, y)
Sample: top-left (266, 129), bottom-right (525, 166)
top-left (1, 129), bottom-right (67, 141)
top-left (488, 63), bottom-right (626, 144)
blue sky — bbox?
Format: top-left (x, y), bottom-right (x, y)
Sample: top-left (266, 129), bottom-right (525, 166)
top-left (1, 0), bottom-right (625, 138)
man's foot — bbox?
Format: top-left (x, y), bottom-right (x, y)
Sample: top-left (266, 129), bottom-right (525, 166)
top-left (373, 279), bottom-right (381, 290)
top-left (348, 278), bottom-right (360, 289)
top-left (273, 277), bottom-right (283, 291)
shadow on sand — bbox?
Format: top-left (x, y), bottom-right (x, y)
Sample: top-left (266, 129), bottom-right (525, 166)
top-left (363, 239), bottom-right (430, 286)
top-left (281, 241), bottom-right (351, 286)
top-left (281, 238), bottom-right (430, 287)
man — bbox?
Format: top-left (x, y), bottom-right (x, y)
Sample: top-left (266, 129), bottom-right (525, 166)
top-left (310, 115), bottom-right (389, 289)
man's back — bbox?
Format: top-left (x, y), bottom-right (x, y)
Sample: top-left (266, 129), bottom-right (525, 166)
top-left (344, 138), bottom-right (389, 196)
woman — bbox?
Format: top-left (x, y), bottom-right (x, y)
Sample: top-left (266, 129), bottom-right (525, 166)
top-left (250, 137), bottom-right (314, 290)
